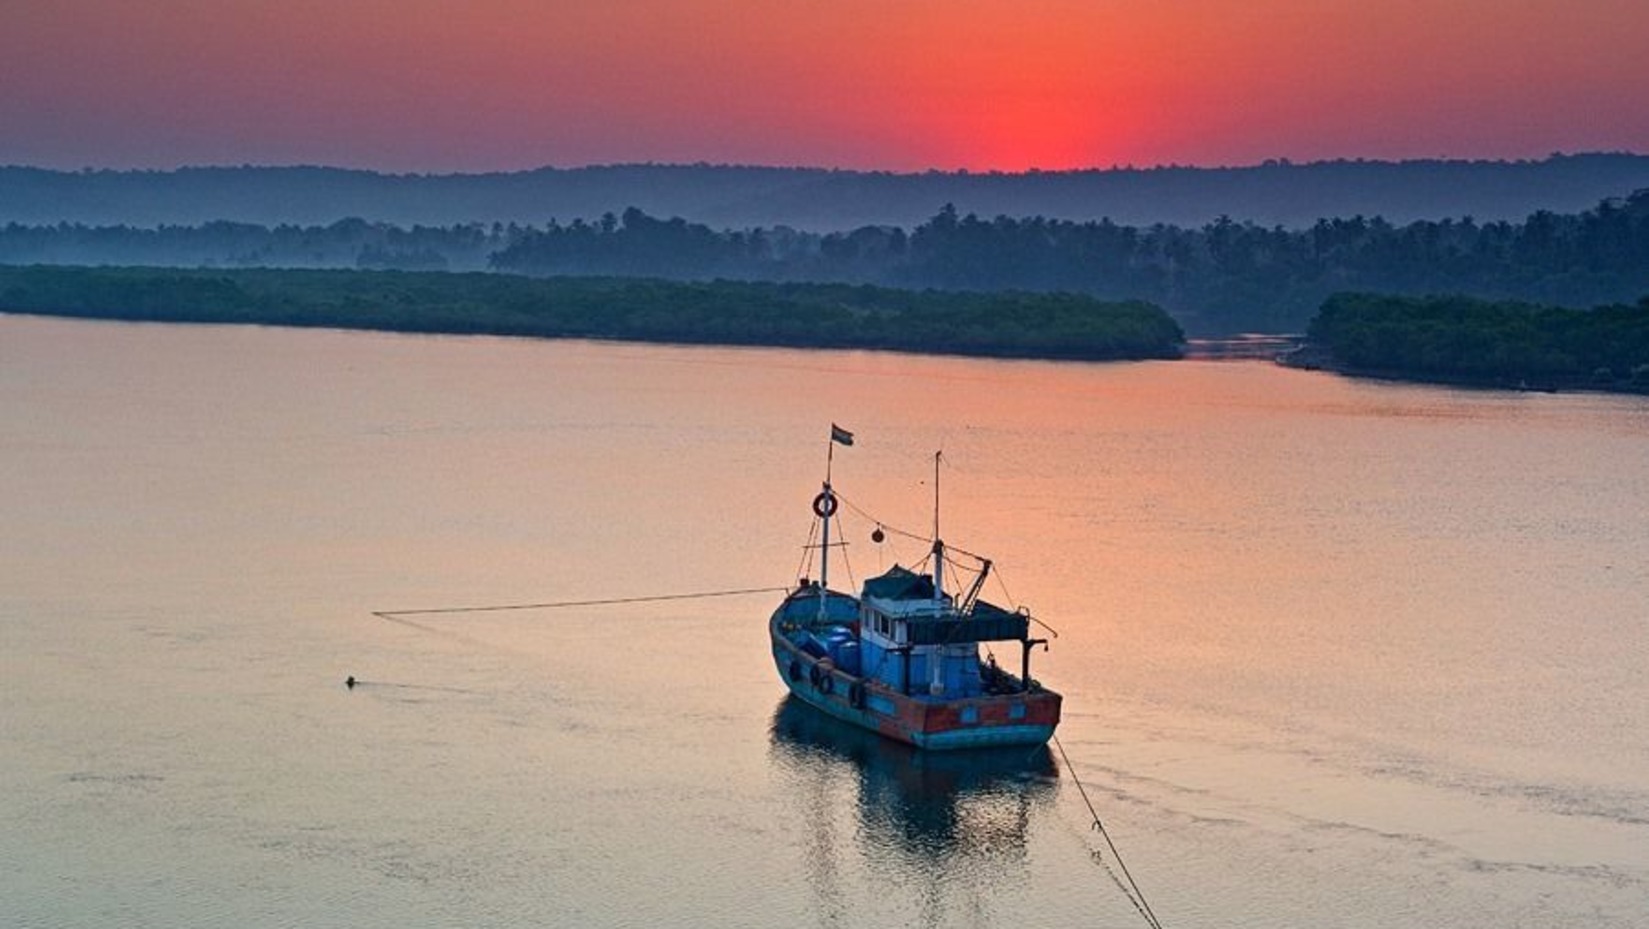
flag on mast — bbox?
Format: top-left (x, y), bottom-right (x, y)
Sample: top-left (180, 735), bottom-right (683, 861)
top-left (830, 424), bottom-right (855, 446)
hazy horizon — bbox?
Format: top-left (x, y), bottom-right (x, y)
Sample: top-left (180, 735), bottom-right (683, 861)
top-left (6, 1), bottom-right (1647, 174)
top-left (8, 151), bottom-right (1649, 176)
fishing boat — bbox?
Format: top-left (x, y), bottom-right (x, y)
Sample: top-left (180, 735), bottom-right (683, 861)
top-left (769, 427), bottom-right (1062, 750)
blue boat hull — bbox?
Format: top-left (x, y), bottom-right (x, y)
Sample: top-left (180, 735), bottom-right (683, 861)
top-left (776, 671), bottom-right (1056, 750)
top-left (770, 606), bottom-right (1060, 751)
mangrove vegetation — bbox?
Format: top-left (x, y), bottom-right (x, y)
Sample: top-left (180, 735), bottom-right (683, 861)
top-left (1306, 292), bottom-right (1649, 390)
top-left (0, 265), bottom-right (1185, 362)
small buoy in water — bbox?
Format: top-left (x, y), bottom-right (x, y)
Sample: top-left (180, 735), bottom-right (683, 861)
top-left (346, 675), bottom-right (357, 689)
top-left (871, 526), bottom-right (885, 543)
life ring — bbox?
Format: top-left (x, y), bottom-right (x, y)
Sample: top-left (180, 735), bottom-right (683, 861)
top-left (811, 491), bottom-right (839, 519)
top-left (788, 659), bottom-right (802, 682)
top-left (847, 681), bottom-right (865, 708)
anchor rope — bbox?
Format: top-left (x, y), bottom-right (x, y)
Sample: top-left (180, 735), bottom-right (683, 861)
top-left (369, 483), bottom-right (1158, 926)
top-left (372, 585), bottom-right (791, 620)
top-left (1052, 734), bottom-right (1166, 929)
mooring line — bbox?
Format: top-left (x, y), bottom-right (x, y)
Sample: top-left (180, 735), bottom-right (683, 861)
top-left (371, 585), bottom-right (792, 620)
top-left (343, 677), bottom-right (480, 695)
top-left (1053, 734), bottom-right (1167, 929)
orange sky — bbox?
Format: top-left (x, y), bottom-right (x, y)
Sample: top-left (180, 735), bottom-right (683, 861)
top-left (4, 0), bottom-right (1647, 171)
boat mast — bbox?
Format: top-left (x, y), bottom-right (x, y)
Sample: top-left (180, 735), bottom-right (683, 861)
top-left (817, 482), bottom-right (832, 621)
top-left (817, 429), bottom-right (839, 620)
top-left (929, 450), bottom-right (948, 696)
top-left (931, 450), bottom-right (944, 603)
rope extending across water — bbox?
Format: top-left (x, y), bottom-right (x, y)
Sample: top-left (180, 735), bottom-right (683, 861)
top-left (371, 585), bottom-right (791, 620)
top-left (372, 575), bottom-right (1163, 926)
top-left (1053, 734), bottom-right (1168, 929)
top-left (371, 503), bottom-right (1153, 924)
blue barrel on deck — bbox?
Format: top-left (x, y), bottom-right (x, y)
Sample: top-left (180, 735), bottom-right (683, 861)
top-left (797, 632), bottom-right (829, 660)
top-left (824, 626), bottom-right (854, 666)
top-left (834, 640), bottom-right (861, 676)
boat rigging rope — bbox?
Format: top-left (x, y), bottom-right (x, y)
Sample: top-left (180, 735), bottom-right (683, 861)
top-left (838, 516), bottom-right (859, 593)
top-left (929, 548), bottom-right (1061, 638)
top-left (1052, 734), bottom-right (1167, 929)
top-left (797, 517), bottom-right (820, 581)
top-left (371, 586), bottom-right (792, 620)
top-left (985, 561), bottom-right (1060, 639)
top-left (832, 490), bottom-right (987, 563)
top-left (837, 492), bottom-right (929, 546)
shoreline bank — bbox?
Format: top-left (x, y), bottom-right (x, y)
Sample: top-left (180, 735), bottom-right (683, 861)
top-left (0, 264), bottom-right (1184, 365)
top-left (1278, 341), bottom-right (1649, 396)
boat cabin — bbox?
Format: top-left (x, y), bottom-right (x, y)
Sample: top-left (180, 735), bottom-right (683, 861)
top-left (856, 566), bottom-right (1036, 698)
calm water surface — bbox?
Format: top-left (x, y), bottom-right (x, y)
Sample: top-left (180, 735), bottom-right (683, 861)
top-left (3, 315), bottom-right (1647, 928)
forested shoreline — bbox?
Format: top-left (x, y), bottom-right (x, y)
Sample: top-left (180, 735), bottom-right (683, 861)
top-left (0, 265), bottom-right (1184, 362)
top-left (10, 264), bottom-right (1649, 395)
top-left (1303, 293), bottom-right (1649, 391)
top-left (4, 190), bottom-right (1647, 336)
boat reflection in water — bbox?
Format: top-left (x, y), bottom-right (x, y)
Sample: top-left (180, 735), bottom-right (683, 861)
top-left (768, 695), bottom-right (1060, 916)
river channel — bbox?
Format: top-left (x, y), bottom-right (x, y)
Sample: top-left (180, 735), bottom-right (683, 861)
top-left (3, 314), bottom-right (1646, 927)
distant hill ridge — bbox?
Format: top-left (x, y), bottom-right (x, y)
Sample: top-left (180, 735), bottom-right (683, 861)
top-left (4, 154), bottom-right (1648, 230)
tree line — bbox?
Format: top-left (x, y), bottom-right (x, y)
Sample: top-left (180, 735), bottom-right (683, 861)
top-left (4, 190), bottom-right (1647, 335)
top-left (0, 265), bottom-right (1184, 362)
top-left (7, 155), bottom-right (1647, 229)
top-left (1306, 293), bottom-right (1649, 389)
top-left (0, 218), bottom-right (506, 272)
